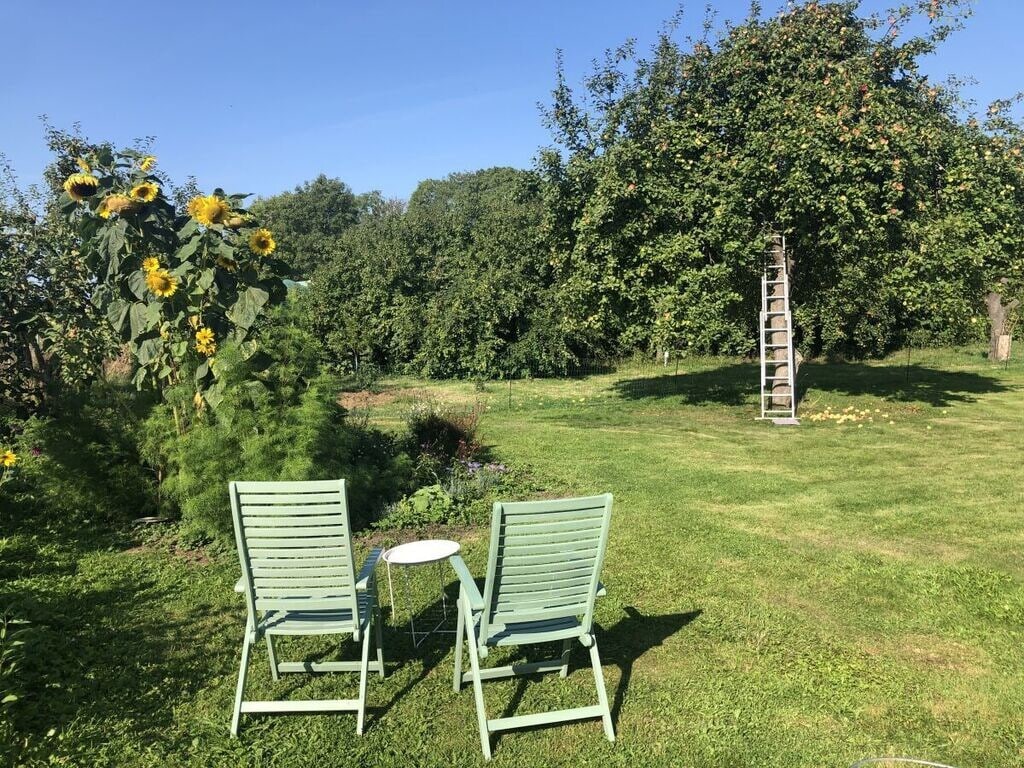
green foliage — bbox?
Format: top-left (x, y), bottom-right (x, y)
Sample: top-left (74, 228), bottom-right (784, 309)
top-left (375, 483), bottom-right (455, 529)
top-left (541, 0), bottom-right (1024, 358)
top-left (63, 147), bottom-right (290, 404)
top-left (404, 168), bottom-right (570, 377)
top-left (303, 202), bottom-right (421, 372)
top-left (0, 130), bottom-right (118, 426)
top-left (305, 167), bottom-right (574, 378)
top-left (250, 175), bottom-right (380, 279)
top-left (405, 400), bottom-right (481, 483)
top-left (140, 308), bottom-right (410, 543)
top-left (6, 382), bottom-right (158, 526)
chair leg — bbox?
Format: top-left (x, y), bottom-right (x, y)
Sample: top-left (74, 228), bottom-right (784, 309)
top-left (374, 602), bottom-right (386, 679)
top-left (461, 600), bottom-right (491, 760)
top-left (588, 636), bottom-right (615, 742)
top-left (266, 635), bottom-right (280, 681)
top-left (560, 638), bottom-right (572, 678)
top-left (453, 594), bottom-right (465, 692)
top-left (230, 627), bottom-right (253, 737)
top-left (356, 623), bottom-right (372, 735)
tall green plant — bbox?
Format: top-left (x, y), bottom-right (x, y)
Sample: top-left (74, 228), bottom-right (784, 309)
top-left (62, 149), bottom-right (291, 419)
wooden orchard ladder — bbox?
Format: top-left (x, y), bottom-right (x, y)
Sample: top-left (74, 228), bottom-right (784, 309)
top-left (758, 233), bottom-right (798, 423)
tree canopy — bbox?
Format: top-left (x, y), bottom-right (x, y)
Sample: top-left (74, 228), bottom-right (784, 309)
top-left (540, 0), bottom-right (1024, 358)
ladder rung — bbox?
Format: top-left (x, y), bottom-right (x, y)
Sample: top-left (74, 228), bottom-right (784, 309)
top-left (766, 279), bottom-right (786, 284)
top-left (765, 310), bottom-right (788, 315)
top-left (765, 343), bottom-right (788, 348)
top-left (764, 376), bottom-right (791, 380)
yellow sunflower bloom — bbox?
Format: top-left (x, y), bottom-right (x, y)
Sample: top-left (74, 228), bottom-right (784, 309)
top-left (140, 155), bottom-right (157, 172)
top-left (1, 450), bottom-right (17, 468)
top-left (187, 194), bottom-right (231, 226)
top-left (249, 228), bottom-right (276, 256)
top-left (75, 157), bottom-right (91, 173)
top-left (97, 194), bottom-right (134, 219)
top-left (130, 181), bottom-right (159, 203)
top-left (142, 256), bottom-right (161, 273)
top-left (63, 173), bottom-right (99, 202)
top-left (146, 269), bottom-right (178, 298)
top-left (195, 328), bottom-right (217, 356)
top-left (193, 327), bottom-right (216, 358)
top-left (216, 255), bottom-right (238, 272)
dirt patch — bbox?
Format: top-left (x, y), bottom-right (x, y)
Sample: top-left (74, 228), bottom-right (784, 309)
top-left (338, 388), bottom-right (425, 410)
top-left (862, 634), bottom-right (990, 676)
top-left (122, 541), bottom-right (213, 566)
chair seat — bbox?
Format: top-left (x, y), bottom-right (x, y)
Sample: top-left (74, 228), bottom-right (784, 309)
top-left (483, 615), bottom-right (583, 647)
top-left (260, 593), bottom-right (372, 636)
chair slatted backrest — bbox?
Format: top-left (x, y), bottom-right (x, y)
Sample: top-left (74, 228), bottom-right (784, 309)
top-left (230, 479), bottom-right (359, 621)
top-left (480, 494), bottom-right (613, 640)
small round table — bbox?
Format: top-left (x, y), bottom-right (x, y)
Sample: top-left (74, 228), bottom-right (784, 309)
top-left (382, 539), bottom-right (461, 648)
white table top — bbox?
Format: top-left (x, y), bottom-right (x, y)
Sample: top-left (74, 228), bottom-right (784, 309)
top-left (383, 538), bottom-right (461, 566)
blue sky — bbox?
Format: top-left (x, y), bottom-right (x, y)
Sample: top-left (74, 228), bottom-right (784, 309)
top-left (1, 1), bottom-right (1022, 201)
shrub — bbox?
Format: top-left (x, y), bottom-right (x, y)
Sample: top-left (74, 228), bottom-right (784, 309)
top-left (406, 400), bottom-right (482, 483)
top-left (140, 313), bottom-right (411, 544)
top-left (6, 382), bottom-right (158, 526)
top-left (375, 484), bottom-right (455, 529)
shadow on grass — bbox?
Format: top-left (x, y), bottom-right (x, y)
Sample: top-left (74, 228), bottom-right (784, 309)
top-left (611, 361), bottom-right (1008, 408)
top-left (1, 565), bottom-right (223, 745)
top-left (490, 605), bottom-right (701, 747)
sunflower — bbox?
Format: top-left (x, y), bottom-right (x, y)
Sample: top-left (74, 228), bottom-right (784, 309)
top-left (225, 214), bottom-right (247, 229)
top-left (130, 181), bottom-right (159, 203)
top-left (63, 173), bottom-right (99, 201)
top-left (216, 255), bottom-right (238, 272)
top-left (140, 155), bottom-right (157, 172)
top-left (249, 228), bottom-right (276, 256)
top-left (98, 194), bottom-right (134, 219)
top-left (145, 269), bottom-right (178, 298)
top-left (187, 194), bottom-right (231, 226)
top-left (1, 450), bottom-right (17, 468)
top-left (142, 256), bottom-right (161, 273)
top-left (75, 157), bottom-right (91, 173)
top-left (195, 328), bottom-right (216, 356)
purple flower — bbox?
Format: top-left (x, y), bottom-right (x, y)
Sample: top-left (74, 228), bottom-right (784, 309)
top-left (30, 446), bottom-right (42, 457)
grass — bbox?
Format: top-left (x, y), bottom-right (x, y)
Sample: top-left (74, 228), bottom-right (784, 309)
top-left (3, 346), bottom-right (1023, 767)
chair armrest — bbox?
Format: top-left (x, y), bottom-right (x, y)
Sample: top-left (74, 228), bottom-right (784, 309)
top-left (234, 576), bottom-right (245, 594)
top-left (356, 547), bottom-right (383, 591)
top-left (450, 555), bottom-right (484, 612)
top-left (596, 581), bottom-right (606, 598)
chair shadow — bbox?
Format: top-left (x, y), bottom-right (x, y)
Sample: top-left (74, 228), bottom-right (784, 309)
top-left (492, 605), bottom-right (701, 745)
top-left (363, 590), bottom-right (459, 731)
top-left (611, 360), bottom-right (1008, 408)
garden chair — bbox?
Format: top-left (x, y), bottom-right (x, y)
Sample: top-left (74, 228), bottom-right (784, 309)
top-left (229, 479), bottom-right (385, 736)
top-left (450, 494), bottom-right (615, 760)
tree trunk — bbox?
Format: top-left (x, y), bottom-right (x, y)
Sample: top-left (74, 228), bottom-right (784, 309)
top-left (987, 288), bottom-right (1019, 361)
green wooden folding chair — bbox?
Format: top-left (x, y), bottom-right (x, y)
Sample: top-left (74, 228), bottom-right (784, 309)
top-left (450, 494), bottom-right (615, 760)
top-left (229, 479), bottom-right (385, 736)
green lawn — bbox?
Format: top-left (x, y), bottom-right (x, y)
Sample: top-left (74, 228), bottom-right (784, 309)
top-left (4, 347), bottom-right (1023, 767)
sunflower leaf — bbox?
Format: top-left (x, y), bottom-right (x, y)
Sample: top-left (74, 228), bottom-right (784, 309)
top-left (226, 286), bottom-right (269, 330)
top-left (178, 219), bottom-right (198, 239)
top-left (176, 235), bottom-right (201, 262)
top-left (127, 270), bottom-right (149, 301)
top-left (136, 338), bottom-right (163, 365)
top-left (106, 299), bottom-right (129, 332)
top-left (129, 303), bottom-right (150, 339)
top-left (106, 219), bottom-right (127, 258)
